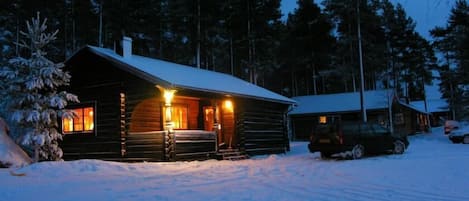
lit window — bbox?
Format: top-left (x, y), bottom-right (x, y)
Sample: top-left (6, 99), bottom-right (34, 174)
top-left (63, 106), bottom-right (95, 134)
top-left (163, 105), bottom-right (188, 129)
top-left (319, 116), bottom-right (327, 124)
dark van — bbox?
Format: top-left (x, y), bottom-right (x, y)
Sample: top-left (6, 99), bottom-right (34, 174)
top-left (308, 120), bottom-right (409, 159)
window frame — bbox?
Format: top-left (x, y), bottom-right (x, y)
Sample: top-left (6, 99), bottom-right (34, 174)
top-left (163, 103), bottom-right (189, 130)
top-left (62, 102), bottom-right (97, 135)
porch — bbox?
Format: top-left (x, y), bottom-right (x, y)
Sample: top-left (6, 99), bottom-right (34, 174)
top-left (62, 130), bottom-right (225, 162)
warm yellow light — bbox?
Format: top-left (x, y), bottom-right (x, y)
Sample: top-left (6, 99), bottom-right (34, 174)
top-left (63, 118), bottom-right (73, 133)
top-left (165, 106), bottom-right (172, 122)
top-left (163, 89), bottom-right (176, 106)
top-left (224, 100), bottom-right (233, 112)
top-left (319, 116), bottom-right (327, 124)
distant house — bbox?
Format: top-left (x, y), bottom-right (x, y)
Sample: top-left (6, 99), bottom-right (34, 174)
top-left (288, 90), bottom-right (430, 140)
top-left (62, 37), bottom-right (295, 161)
top-left (410, 99), bottom-right (450, 127)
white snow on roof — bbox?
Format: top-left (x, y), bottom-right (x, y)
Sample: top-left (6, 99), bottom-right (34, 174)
top-left (410, 99), bottom-right (449, 113)
top-left (289, 90), bottom-right (395, 115)
top-left (86, 46), bottom-right (295, 104)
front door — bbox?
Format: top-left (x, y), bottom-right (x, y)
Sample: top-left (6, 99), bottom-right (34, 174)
top-left (203, 106), bottom-right (214, 131)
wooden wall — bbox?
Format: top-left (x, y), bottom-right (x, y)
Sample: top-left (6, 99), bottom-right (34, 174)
top-left (174, 130), bottom-right (217, 161)
top-left (62, 52), bottom-right (126, 160)
top-left (172, 97), bottom-right (200, 130)
top-left (125, 131), bottom-right (165, 161)
top-left (128, 98), bottom-right (162, 132)
top-left (237, 99), bottom-right (290, 155)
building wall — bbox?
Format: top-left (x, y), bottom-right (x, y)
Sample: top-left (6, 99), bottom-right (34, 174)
top-left (237, 99), bottom-right (290, 155)
top-left (62, 51), bottom-right (128, 160)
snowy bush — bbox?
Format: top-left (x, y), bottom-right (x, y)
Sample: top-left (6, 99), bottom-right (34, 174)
top-left (0, 13), bottom-right (78, 162)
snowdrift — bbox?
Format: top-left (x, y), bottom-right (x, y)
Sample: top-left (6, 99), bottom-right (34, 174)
top-left (0, 118), bottom-right (32, 168)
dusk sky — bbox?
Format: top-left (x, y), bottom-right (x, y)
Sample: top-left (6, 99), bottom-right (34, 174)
top-left (280, 0), bottom-right (454, 40)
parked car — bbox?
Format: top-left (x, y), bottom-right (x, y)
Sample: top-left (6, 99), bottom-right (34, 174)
top-left (308, 121), bottom-right (409, 159)
top-left (444, 120), bottom-right (460, 135)
top-left (448, 125), bottom-right (469, 144)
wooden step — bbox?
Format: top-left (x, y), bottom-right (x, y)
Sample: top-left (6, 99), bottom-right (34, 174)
top-left (217, 148), bottom-right (249, 161)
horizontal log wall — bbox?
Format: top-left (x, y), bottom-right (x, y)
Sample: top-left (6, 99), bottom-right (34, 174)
top-left (62, 135), bottom-right (121, 160)
top-left (238, 100), bottom-right (289, 156)
top-left (62, 83), bottom-right (123, 161)
top-left (174, 130), bottom-right (217, 161)
top-left (125, 131), bottom-right (165, 161)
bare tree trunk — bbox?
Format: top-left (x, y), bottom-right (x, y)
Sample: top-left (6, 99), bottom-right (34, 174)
top-left (306, 68), bottom-right (310, 94)
top-left (230, 37), bottom-right (234, 75)
top-left (312, 64), bottom-right (317, 95)
top-left (247, 0), bottom-right (254, 84)
top-left (159, 12), bottom-right (164, 58)
top-left (291, 69), bottom-right (296, 96)
top-left (98, 1), bottom-right (103, 47)
top-left (196, 0), bottom-right (201, 68)
top-left (64, 2), bottom-right (68, 58)
top-left (72, 0), bottom-right (77, 52)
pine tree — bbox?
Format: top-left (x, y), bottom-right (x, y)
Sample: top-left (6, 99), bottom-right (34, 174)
top-left (0, 13), bottom-right (78, 162)
top-left (281, 0), bottom-right (334, 96)
top-left (431, 0), bottom-right (469, 119)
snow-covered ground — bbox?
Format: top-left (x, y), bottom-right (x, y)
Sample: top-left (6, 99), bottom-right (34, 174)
top-left (1, 127), bottom-right (468, 201)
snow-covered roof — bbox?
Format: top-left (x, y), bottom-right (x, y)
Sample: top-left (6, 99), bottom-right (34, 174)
top-left (410, 99), bottom-right (449, 113)
top-left (289, 90), bottom-right (395, 115)
top-left (76, 46), bottom-right (295, 105)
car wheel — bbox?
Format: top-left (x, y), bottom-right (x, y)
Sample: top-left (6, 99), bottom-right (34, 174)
top-left (393, 140), bottom-right (405, 154)
top-left (321, 152), bottom-right (332, 159)
top-left (352, 144), bottom-right (365, 159)
top-left (463, 135), bottom-right (469, 144)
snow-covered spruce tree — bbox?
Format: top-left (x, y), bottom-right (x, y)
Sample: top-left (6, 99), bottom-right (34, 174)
top-left (0, 13), bottom-right (78, 162)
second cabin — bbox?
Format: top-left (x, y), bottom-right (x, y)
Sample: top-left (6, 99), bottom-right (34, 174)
top-left (62, 37), bottom-right (295, 161)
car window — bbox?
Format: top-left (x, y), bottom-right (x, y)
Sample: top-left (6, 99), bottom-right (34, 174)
top-left (342, 123), bottom-right (359, 134)
top-left (371, 124), bottom-right (389, 134)
top-left (360, 123), bottom-right (374, 136)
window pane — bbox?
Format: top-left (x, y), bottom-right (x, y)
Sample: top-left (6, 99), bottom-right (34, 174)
top-left (319, 116), bottom-right (327, 124)
top-left (73, 109), bottom-right (84, 131)
top-left (63, 117), bottom-right (73, 133)
top-left (172, 106), bottom-right (188, 129)
top-left (163, 105), bottom-right (188, 129)
top-left (62, 106), bottom-right (95, 134)
top-left (83, 107), bottom-right (94, 131)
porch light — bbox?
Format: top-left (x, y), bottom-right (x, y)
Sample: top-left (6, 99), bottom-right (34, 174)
top-left (224, 100), bottom-right (233, 111)
top-left (163, 89), bottom-right (176, 106)
top-left (157, 85), bottom-right (177, 131)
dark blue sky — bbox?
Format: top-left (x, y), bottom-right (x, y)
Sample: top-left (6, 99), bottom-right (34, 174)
top-left (280, 0), bottom-right (453, 40)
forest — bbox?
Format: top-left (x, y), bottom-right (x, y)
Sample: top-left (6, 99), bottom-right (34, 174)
top-left (0, 0), bottom-right (468, 118)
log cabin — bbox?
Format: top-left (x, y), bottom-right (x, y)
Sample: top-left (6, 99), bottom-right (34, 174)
top-left (289, 90), bottom-right (431, 140)
top-left (62, 37), bottom-right (296, 161)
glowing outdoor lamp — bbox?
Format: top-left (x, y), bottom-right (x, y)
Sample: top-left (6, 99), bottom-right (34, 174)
top-left (224, 99), bottom-right (233, 112)
top-left (157, 85), bottom-right (177, 131)
top-left (164, 89), bottom-right (176, 107)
